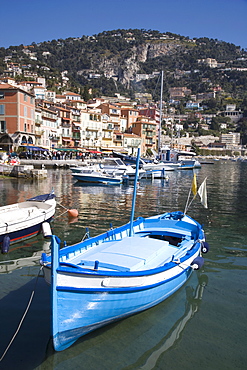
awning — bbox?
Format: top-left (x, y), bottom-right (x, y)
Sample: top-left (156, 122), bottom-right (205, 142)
top-left (55, 148), bottom-right (80, 152)
top-left (20, 145), bottom-right (48, 151)
top-left (87, 150), bottom-right (102, 154)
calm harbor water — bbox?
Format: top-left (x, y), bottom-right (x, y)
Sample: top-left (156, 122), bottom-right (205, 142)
top-left (0, 160), bottom-right (246, 370)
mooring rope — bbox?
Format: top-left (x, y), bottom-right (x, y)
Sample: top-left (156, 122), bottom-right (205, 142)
top-left (0, 266), bottom-right (43, 362)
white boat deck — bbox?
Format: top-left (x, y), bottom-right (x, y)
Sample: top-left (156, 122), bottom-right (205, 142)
top-left (0, 206), bottom-right (41, 225)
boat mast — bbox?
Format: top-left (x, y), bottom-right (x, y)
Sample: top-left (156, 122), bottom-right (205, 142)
top-left (158, 70), bottom-right (164, 156)
top-left (129, 148), bottom-right (140, 237)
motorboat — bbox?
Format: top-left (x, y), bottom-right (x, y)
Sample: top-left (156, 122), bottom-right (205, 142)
top-left (0, 192), bottom-right (56, 252)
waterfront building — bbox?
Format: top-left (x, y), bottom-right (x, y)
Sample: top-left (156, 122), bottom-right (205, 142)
top-left (123, 133), bottom-right (142, 156)
top-left (101, 113), bottom-right (114, 150)
top-left (54, 105), bottom-right (73, 148)
top-left (120, 106), bottom-right (139, 129)
top-left (220, 132), bottom-right (241, 146)
top-left (0, 83), bottom-right (35, 151)
top-left (131, 116), bottom-right (157, 155)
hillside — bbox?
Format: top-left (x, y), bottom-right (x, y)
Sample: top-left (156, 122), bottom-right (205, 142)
top-left (1, 29), bottom-right (247, 101)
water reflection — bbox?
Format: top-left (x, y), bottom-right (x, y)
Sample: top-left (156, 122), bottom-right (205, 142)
top-left (0, 161), bottom-right (247, 369)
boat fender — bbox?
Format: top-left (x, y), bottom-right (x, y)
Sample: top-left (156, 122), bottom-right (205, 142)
top-left (41, 252), bottom-right (48, 263)
top-left (94, 260), bottom-right (99, 270)
top-left (191, 256), bottom-right (204, 270)
top-left (1, 235), bottom-right (10, 254)
top-left (201, 241), bottom-right (210, 254)
top-left (42, 222), bottom-right (52, 238)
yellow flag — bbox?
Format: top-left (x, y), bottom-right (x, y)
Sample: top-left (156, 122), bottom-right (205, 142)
top-left (192, 173), bottom-right (197, 196)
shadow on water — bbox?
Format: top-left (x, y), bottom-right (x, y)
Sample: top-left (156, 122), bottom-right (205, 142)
top-left (0, 268), bottom-right (207, 370)
top-left (0, 268), bottom-right (50, 370)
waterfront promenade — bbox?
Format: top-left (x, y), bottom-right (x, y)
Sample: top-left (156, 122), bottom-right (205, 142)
top-left (19, 158), bottom-right (84, 169)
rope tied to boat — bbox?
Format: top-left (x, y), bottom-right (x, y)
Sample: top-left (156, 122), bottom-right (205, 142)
top-left (0, 266), bottom-right (43, 362)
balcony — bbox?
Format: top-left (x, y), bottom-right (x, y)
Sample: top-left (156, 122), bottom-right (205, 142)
top-left (35, 129), bottom-right (44, 136)
top-left (73, 134), bottom-right (81, 140)
top-left (49, 135), bottom-right (59, 142)
top-left (61, 122), bottom-right (71, 128)
top-left (103, 123), bottom-right (113, 130)
top-left (35, 119), bottom-right (42, 125)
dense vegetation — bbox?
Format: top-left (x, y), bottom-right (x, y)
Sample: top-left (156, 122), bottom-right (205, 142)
top-left (1, 29), bottom-right (246, 100)
top-left (1, 29), bottom-right (247, 142)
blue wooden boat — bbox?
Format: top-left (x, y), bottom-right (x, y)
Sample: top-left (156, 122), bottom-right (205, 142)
top-left (0, 193), bottom-right (56, 251)
top-left (41, 151), bottom-right (208, 351)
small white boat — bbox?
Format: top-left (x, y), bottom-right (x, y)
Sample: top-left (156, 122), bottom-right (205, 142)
top-left (71, 158), bottom-right (146, 181)
top-left (0, 193), bottom-right (56, 252)
top-left (71, 166), bottom-right (123, 185)
top-left (98, 157), bottom-right (146, 180)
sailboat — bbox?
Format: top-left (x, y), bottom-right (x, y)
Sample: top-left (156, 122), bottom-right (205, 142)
top-left (151, 71), bottom-right (201, 170)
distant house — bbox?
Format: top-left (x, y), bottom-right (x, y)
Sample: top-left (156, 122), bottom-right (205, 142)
top-left (186, 101), bottom-right (202, 110)
top-left (169, 87), bottom-right (191, 99)
top-left (222, 104), bottom-right (243, 123)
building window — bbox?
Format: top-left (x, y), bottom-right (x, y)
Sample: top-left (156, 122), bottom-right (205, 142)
top-left (0, 121), bottom-right (6, 132)
top-left (24, 93), bottom-right (27, 102)
top-left (24, 106), bottom-right (27, 117)
top-left (0, 92), bottom-right (4, 99)
top-left (0, 105), bottom-right (5, 115)
top-left (24, 123), bottom-right (27, 132)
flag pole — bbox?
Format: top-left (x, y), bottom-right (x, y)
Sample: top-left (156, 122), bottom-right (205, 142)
top-left (184, 172), bottom-right (197, 214)
top-left (185, 193), bottom-right (197, 214)
top-left (184, 187), bottom-right (191, 214)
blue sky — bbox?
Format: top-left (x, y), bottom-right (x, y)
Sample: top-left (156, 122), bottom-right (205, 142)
top-left (1, 0), bottom-right (247, 50)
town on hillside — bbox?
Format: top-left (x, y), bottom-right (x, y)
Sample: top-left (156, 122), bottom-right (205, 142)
top-left (0, 76), bottom-right (246, 159)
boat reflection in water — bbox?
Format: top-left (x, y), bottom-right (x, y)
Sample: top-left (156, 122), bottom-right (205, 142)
top-left (42, 272), bottom-right (208, 369)
top-left (0, 240), bottom-right (51, 274)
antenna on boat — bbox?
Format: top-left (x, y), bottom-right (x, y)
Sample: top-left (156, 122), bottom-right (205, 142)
top-left (129, 148), bottom-right (140, 237)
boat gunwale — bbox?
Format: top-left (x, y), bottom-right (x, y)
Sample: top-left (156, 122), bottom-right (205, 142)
top-left (55, 265), bottom-right (193, 293)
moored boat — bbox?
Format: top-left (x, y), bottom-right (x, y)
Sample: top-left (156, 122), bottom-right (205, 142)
top-left (41, 210), bottom-right (207, 351)
top-left (0, 192), bottom-right (56, 251)
top-left (71, 166), bottom-right (123, 185)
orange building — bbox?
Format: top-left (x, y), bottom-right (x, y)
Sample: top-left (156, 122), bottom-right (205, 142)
top-left (0, 84), bottom-right (35, 151)
top-left (131, 116), bottom-right (157, 155)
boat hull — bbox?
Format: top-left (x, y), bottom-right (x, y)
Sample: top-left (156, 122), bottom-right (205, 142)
top-left (52, 266), bottom-right (193, 351)
top-left (72, 173), bottom-right (122, 185)
top-left (0, 193), bottom-right (56, 246)
top-left (0, 215), bottom-right (54, 245)
top-left (41, 210), bottom-right (206, 351)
